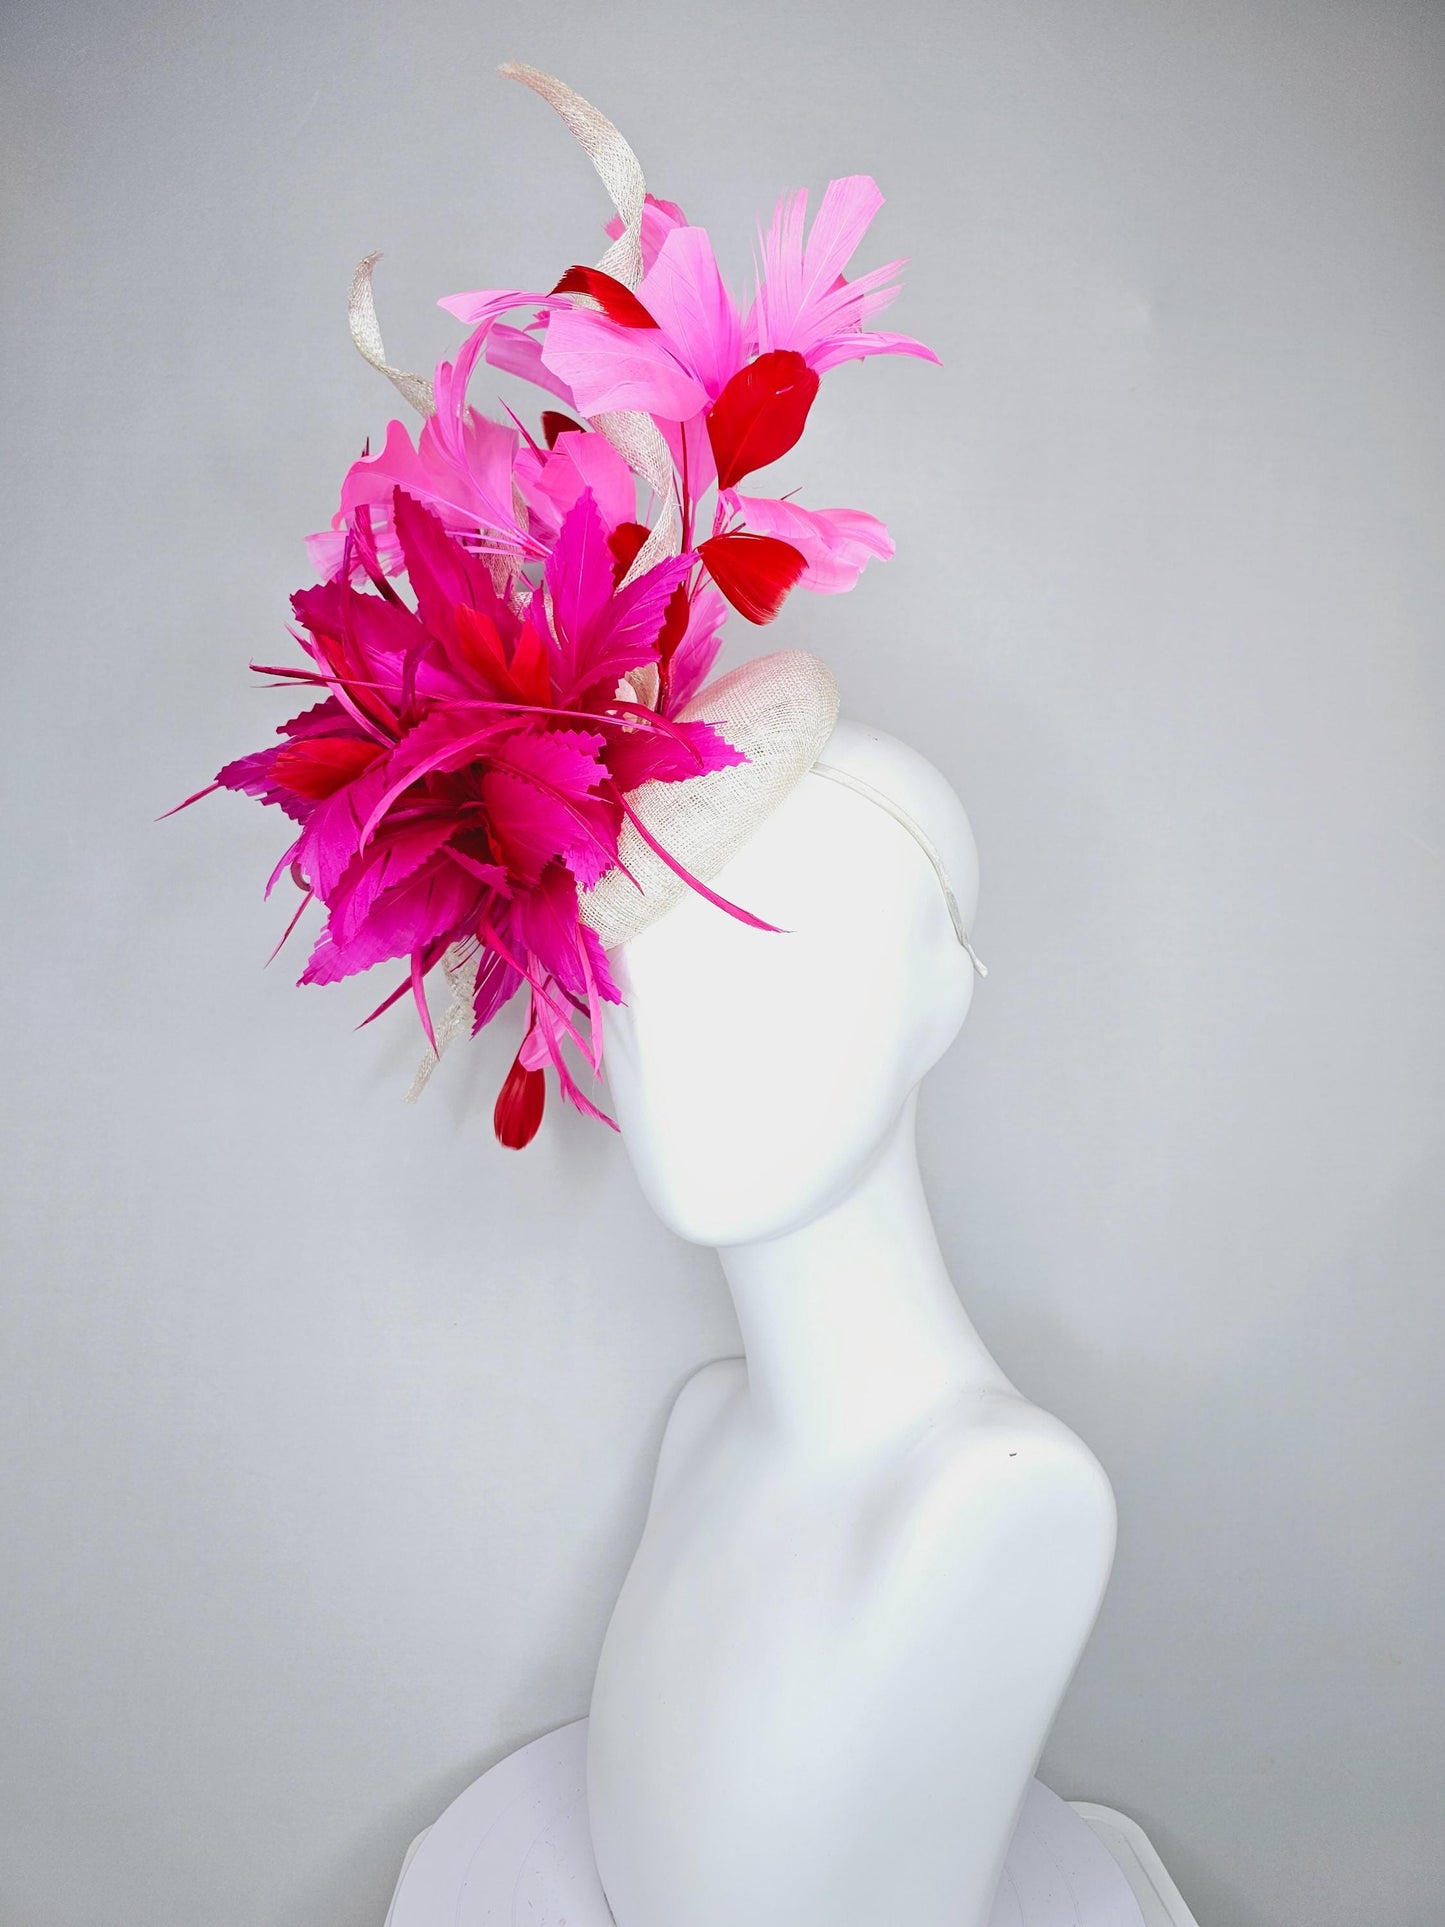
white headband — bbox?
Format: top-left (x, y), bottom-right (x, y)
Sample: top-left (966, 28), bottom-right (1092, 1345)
top-left (809, 763), bottom-right (988, 977)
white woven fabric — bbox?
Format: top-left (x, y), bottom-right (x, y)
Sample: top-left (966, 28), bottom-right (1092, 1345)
top-left (347, 65), bottom-right (680, 572)
top-left (499, 63), bottom-right (646, 289)
top-left (348, 252), bottom-right (435, 418)
top-left (578, 651), bottom-right (840, 949)
top-left (500, 65), bottom-right (682, 574)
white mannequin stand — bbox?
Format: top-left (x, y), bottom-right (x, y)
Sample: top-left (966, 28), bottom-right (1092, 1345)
top-left (387, 723), bottom-right (1195, 1927)
top-left (383, 1718), bottom-right (1199, 1927)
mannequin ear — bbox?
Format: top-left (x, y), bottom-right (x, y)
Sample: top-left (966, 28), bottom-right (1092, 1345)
top-left (900, 897), bottom-right (977, 1090)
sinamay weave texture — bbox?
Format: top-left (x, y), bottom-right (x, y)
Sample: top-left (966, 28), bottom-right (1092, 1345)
top-left (579, 650), bottom-right (840, 949)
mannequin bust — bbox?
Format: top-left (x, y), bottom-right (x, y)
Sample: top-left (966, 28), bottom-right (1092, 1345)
top-left (587, 719), bottom-right (1118, 1927)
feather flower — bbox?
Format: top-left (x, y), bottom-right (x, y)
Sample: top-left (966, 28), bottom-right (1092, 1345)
top-left (181, 99), bottom-right (934, 1144)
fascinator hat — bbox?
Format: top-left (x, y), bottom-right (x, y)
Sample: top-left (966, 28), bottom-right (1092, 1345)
top-left (178, 64), bottom-right (981, 1148)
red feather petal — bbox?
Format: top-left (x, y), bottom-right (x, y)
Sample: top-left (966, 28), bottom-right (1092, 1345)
top-left (607, 520), bottom-right (651, 584)
top-left (697, 531), bottom-right (807, 625)
top-left (494, 1050), bottom-right (547, 1148)
top-left (551, 266), bottom-right (660, 330)
top-left (271, 735), bottom-right (385, 801)
top-left (507, 620), bottom-right (554, 707)
top-left (541, 410), bottom-right (586, 448)
top-left (657, 580), bottom-right (691, 667)
top-left (453, 603), bottom-right (513, 689)
top-left (705, 349), bottom-right (820, 490)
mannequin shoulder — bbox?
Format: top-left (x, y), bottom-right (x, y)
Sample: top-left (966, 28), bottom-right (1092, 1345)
top-left (892, 1390), bottom-right (1116, 1567)
top-left (650, 1356), bottom-right (746, 1502)
top-left (851, 1394), bottom-right (1116, 1671)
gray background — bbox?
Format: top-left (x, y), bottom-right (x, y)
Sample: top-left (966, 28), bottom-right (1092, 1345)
top-left (3, 2), bottom-right (1442, 1923)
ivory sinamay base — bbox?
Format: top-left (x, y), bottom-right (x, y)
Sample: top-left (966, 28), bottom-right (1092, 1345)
top-left (381, 1720), bottom-right (1198, 1927)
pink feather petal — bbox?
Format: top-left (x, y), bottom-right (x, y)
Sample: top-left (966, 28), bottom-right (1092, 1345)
top-left (471, 944), bottom-right (524, 1031)
top-left (305, 527), bottom-right (348, 579)
top-left (747, 175), bottom-right (937, 374)
top-left (292, 761), bottom-right (397, 901)
top-left (478, 725), bottom-right (615, 889)
top-left (544, 490), bottom-right (624, 674)
top-left (658, 409), bottom-right (718, 505)
top-left (331, 411), bottom-right (533, 577)
top-left (606, 716), bottom-right (745, 791)
top-left (492, 726), bottom-right (610, 794)
top-left (482, 322), bottom-right (578, 405)
top-left (798, 176), bottom-right (887, 289)
top-left (722, 491), bottom-right (894, 592)
top-left (522, 986), bottom-right (617, 1129)
top-left (435, 286), bottom-right (557, 329)
top-left (544, 492), bottom-right (694, 703)
top-left (511, 865), bottom-right (593, 1001)
top-left (277, 697), bottom-right (352, 739)
top-left (806, 327), bottom-right (942, 375)
top-left (300, 852), bottom-right (481, 986)
top-left (390, 489), bottom-right (519, 675)
top-left (410, 949), bottom-right (438, 1056)
top-left (661, 585), bottom-right (728, 713)
top-left (328, 818), bottom-right (459, 946)
top-left (637, 226), bottom-right (744, 401)
top-left (482, 774), bottom-right (617, 892)
top-left (752, 177), bottom-right (881, 356)
top-left (577, 918), bottom-right (621, 1006)
top-left (540, 306), bottom-right (709, 421)
top-left (605, 193), bottom-right (689, 273)
top-left (521, 429), bottom-right (639, 541)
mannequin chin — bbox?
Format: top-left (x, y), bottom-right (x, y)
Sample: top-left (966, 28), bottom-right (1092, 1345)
top-left (603, 720), bottom-right (982, 1248)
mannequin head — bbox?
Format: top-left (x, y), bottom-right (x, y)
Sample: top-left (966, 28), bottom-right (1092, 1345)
top-left (603, 720), bottom-right (980, 1247)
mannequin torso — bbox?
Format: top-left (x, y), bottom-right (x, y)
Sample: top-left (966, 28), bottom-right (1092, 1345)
top-left (587, 723), bottom-right (1116, 1927)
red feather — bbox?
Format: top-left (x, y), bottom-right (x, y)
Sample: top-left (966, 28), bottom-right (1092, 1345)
top-left (452, 603), bottom-right (512, 689)
top-left (507, 620), bottom-right (553, 707)
top-left (705, 349), bottom-right (819, 490)
top-left (541, 410), bottom-right (585, 448)
top-left (494, 1050), bottom-right (546, 1148)
top-left (607, 520), bottom-right (652, 584)
top-left (271, 735), bottom-right (385, 801)
top-left (698, 531), bottom-right (807, 625)
top-left (551, 266), bottom-right (660, 330)
top-left (657, 581), bottom-right (691, 667)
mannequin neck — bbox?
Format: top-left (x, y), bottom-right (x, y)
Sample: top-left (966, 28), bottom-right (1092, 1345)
top-left (718, 1094), bottom-right (1011, 1459)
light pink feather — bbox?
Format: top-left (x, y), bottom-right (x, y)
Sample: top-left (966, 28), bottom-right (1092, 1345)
top-left (638, 227), bottom-right (743, 401)
top-left (540, 306), bottom-right (710, 421)
top-left (722, 491), bottom-right (894, 592)
top-left (483, 321), bottom-right (578, 405)
top-left (747, 175), bottom-right (939, 374)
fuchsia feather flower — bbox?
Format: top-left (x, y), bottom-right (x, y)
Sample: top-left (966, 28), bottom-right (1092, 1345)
top-left (179, 70), bottom-right (935, 1147)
